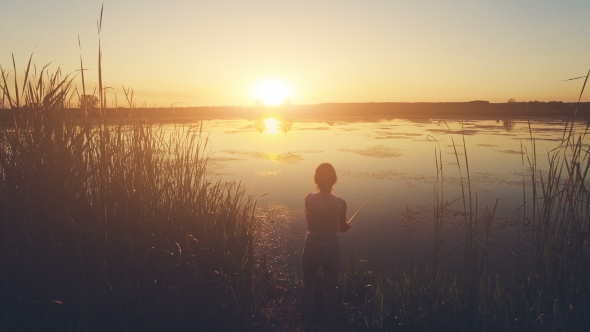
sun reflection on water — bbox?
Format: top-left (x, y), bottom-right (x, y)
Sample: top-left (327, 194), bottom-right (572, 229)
top-left (264, 118), bottom-right (280, 134)
top-left (254, 117), bottom-right (292, 135)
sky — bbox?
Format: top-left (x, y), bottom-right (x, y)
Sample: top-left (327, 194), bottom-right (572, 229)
top-left (2, 0), bottom-right (590, 107)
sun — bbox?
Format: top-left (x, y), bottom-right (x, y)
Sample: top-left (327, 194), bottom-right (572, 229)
top-left (256, 79), bottom-right (290, 106)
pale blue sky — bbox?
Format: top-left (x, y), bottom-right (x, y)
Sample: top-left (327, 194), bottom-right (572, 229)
top-left (1, 0), bottom-right (589, 106)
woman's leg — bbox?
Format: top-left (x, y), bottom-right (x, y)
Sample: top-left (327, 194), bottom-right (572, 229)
top-left (323, 261), bottom-right (339, 323)
top-left (302, 255), bottom-right (318, 325)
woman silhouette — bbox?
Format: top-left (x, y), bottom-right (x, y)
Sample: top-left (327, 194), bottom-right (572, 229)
top-left (301, 163), bottom-right (351, 325)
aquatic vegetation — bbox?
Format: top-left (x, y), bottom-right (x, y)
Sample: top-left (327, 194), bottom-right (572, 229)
top-left (295, 125), bottom-right (330, 131)
top-left (222, 150), bottom-right (304, 164)
top-left (339, 144), bottom-right (403, 159)
top-left (499, 149), bottom-right (526, 155)
top-left (374, 131), bottom-right (423, 140)
top-left (334, 116), bottom-right (590, 331)
top-left (258, 170), bottom-right (281, 177)
top-left (426, 128), bottom-right (479, 135)
top-left (224, 129), bottom-right (253, 134)
top-left (0, 53), bottom-right (261, 330)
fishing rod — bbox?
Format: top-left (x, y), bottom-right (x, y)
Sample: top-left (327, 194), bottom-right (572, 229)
top-left (346, 200), bottom-right (372, 225)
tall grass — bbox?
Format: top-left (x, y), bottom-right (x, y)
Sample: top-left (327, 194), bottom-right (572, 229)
top-left (336, 115), bottom-right (590, 330)
top-left (1, 54), bottom-right (259, 331)
top-left (523, 115), bottom-right (590, 328)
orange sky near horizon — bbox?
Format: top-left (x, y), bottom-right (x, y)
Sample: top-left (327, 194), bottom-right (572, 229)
top-left (2, 0), bottom-right (590, 107)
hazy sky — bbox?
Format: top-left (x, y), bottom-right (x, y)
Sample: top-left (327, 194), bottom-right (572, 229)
top-left (2, 0), bottom-right (590, 106)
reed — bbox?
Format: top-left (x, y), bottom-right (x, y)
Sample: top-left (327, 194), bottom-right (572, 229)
top-left (336, 112), bottom-right (590, 330)
top-left (0, 55), bottom-right (260, 330)
top-left (0, 5), bottom-right (267, 329)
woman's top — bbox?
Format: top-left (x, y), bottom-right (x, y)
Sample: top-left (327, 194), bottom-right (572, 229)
top-left (305, 192), bottom-right (346, 234)
top-left (303, 192), bottom-right (347, 258)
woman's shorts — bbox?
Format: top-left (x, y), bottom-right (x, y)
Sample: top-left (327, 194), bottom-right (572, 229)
top-left (301, 239), bottom-right (341, 276)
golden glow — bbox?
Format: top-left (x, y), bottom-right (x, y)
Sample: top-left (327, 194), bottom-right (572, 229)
top-left (263, 117), bottom-right (280, 134)
top-left (256, 79), bottom-right (290, 106)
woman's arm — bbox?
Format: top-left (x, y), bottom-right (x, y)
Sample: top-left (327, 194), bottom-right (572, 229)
top-left (339, 200), bottom-right (351, 233)
top-left (304, 194), bottom-right (312, 229)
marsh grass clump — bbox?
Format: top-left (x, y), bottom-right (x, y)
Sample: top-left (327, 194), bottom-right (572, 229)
top-left (1, 61), bottom-right (259, 330)
top-left (340, 261), bottom-right (470, 331)
top-left (336, 116), bottom-right (590, 331)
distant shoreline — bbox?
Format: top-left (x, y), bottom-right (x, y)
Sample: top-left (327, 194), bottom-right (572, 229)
top-left (2, 101), bottom-right (589, 122)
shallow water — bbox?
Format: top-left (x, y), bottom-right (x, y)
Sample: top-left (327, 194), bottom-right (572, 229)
top-left (190, 116), bottom-right (589, 273)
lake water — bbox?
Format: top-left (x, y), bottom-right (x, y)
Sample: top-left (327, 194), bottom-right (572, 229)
top-left (190, 116), bottom-right (589, 275)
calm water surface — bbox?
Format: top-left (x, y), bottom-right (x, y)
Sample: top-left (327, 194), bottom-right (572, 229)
top-left (189, 117), bottom-right (588, 274)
